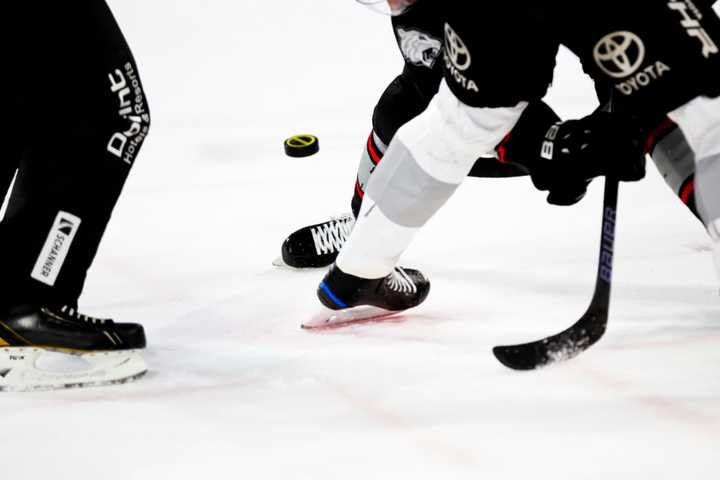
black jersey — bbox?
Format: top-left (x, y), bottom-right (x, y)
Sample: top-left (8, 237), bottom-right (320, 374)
top-left (442, 1), bottom-right (720, 123)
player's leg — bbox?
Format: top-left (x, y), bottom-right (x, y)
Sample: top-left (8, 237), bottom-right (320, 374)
top-left (2, 0), bottom-right (151, 310)
top-left (281, 4), bottom-right (528, 270)
top-left (353, 2), bottom-right (446, 217)
top-left (646, 118), bottom-right (701, 221)
top-left (667, 96), bottom-right (720, 238)
top-left (280, 4), bottom-right (446, 270)
top-left (317, 4), bottom-right (559, 315)
top-left (0, 0), bottom-right (150, 389)
top-left (353, 65), bottom-right (440, 217)
top-left (644, 3), bottom-right (720, 233)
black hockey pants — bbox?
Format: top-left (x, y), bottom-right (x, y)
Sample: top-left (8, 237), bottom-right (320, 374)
top-left (0, 0), bottom-right (150, 308)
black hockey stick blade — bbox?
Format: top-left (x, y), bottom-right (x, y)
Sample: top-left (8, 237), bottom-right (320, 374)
top-left (493, 178), bottom-right (619, 370)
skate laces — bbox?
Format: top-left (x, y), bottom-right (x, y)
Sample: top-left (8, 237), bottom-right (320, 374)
top-left (55, 306), bottom-right (108, 325)
top-left (311, 214), bottom-right (355, 255)
top-left (386, 267), bottom-right (418, 294)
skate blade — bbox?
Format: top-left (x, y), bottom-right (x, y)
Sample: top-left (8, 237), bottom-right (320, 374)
top-left (272, 256), bottom-right (326, 271)
top-left (272, 256), bottom-right (289, 268)
top-left (0, 348), bottom-right (147, 392)
top-left (302, 306), bottom-right (401, 330)
top-left (272, 256), bottom-right (304, 270)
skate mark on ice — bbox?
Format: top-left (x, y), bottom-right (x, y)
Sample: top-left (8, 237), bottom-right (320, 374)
top-left (574, 365), bottom-right (720, 440)
top-left (302, 312), bottom-right (410, 331)
top-left (313, 373), bottom-right (486, 470)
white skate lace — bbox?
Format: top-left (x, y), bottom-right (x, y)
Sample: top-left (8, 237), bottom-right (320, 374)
top-left (311, 214), bottom-right (355, 255)
top-left (56, 305), bottom-right (108, 325)
top-left (386, 267), bottom-right (418, 294)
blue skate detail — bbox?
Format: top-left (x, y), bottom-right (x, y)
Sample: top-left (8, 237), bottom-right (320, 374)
top-left (319, 282), bottom-right (348, 309)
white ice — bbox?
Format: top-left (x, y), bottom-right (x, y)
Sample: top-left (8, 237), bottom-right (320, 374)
top-left (3, 2), bottom-right (720, 479)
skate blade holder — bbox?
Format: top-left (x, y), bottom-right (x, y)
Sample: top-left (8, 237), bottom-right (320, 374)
top-left (0, 348), bottom-right (147, 392)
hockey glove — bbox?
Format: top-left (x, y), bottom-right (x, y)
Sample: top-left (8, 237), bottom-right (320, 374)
top-left (497, 104), bottom-right (646, 206)
top-left (530, 112), bottom-right (646, 205)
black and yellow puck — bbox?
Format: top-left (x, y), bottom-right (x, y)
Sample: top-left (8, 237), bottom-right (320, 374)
top-left (284, 134), bottom-right (319, 158)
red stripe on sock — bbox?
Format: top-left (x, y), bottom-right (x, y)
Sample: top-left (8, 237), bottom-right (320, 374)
top-left (355, 177), bottom-right (365, 198)
top-left (495, 132), bottom-right (512, 163)
top-left (680, 178), bottom-right (695, 205)
top-left (367, 133), bottom-right (381, 165)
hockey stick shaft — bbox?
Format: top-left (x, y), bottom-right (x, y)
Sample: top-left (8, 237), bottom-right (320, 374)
top-left (492, 177), bottom-right (619, 370)
top-left (590, 177), bottom-right (618, 307)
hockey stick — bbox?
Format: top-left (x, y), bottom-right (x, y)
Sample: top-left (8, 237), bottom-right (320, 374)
top-left (492, 177), bottom-right (619, 370)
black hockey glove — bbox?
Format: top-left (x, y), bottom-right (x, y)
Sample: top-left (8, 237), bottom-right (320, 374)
top-left (529, 112), bottom-right (646, 205)
top-left (497, 103), bottom-right (646, 206)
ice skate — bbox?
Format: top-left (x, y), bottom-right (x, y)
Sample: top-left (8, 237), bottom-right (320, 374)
top-left (303, 264), bottom-right (430, 329)
top-left (274, 214), bottom-right (355, 269)
top-left (0, 305), bottom-right (147, 391)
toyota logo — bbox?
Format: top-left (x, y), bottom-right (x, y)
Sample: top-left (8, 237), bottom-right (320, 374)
top-left (593, 31), bottom-right (646, 79)
top-left (444, 23), bottom-right (471, 71)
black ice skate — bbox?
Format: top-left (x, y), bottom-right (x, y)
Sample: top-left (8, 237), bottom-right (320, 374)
top-left (274, 214), bottom-right (355, 269)
top-left (0, 305), bottom-right (148, 391)
top-left (303, 264), bottom-right (430, 329)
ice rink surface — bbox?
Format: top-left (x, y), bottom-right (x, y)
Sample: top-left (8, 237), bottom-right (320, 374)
top-left (4, 1), bottom-right (720, 479)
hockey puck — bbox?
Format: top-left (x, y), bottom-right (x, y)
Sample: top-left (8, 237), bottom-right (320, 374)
top-left (284, 134), bottom-right (319, 158)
